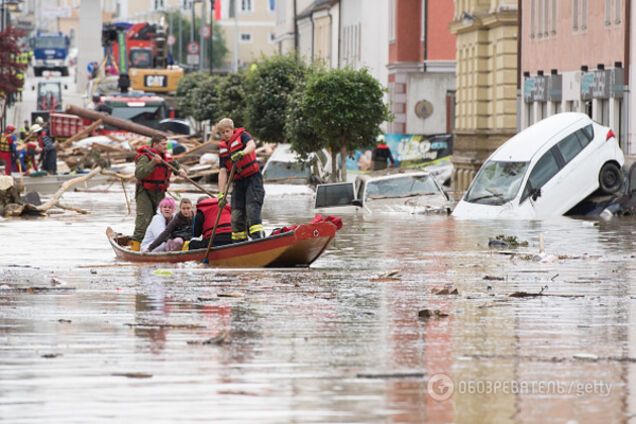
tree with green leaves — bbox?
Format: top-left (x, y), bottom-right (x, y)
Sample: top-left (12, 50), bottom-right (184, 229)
top-left (190, 75), bottom-right (223, 127)
top-left (244, 54), bottom-right (308, 143)
top-left (218, 72), bottom-right (247, 128)
top-left (176, 72), bottom-right (210, 126)
top-left (286, 67), bottom-right (391, 181)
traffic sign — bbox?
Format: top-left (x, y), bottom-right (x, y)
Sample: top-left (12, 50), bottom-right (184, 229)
top-left (187, 54), bottom-right (200, 65)
top-left (187, 41), bottom-right (200, 55)
top-left (167, 34), bottom-right (176, 46)
top-left (200, 26), bottom-right (211, 38)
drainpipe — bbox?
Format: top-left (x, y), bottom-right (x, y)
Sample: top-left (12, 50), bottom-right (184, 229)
top-left (328, 7), bottom-right (333, 68)
top-left (310, 12), bottom-right (315, 62)
top-left (625, 0), bottom-right (630, 85)
top-left (422, 0), bottom-right (427, 64)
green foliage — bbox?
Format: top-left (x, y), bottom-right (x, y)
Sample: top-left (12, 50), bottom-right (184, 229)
top-left (285, 79), bottom-right (323, 159)
top-left (176, 71), bottom-right (209, 119)
top-left (218, 72), bottom-right (247, 128)
top-left (302, 67), bottom-right (390, 152)
top-left (244, 54), bottom-right (308, 143)
top-left (190, 75), bottom-right (223, 124)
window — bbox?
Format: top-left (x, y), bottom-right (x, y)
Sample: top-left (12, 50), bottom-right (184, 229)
top-left (241, 0), bottom-right (253, 12)
top-left (543, 0), bottom-right (549, 36)
top-left (581, 0), bottom-right (588, 29)
top-left (615, 0), bottom-right (622, 24)
top-left (605, 0), bottom-right (612, 25)
top-left (389, 0), bottom-right (396, 42)
top-left (240, 33), bottom-right (252, 42)
top-left (531, 0), bottom-right (536, 38)
top-left (421, 0), bottom-right (426, 41)
top-left (269, 0), bottom-right (276, 12)
top-left (551, 0), bottom-right (557, 34)
top-left (557, 132), bottom-right (584, 164)
top-left (521, 150), bottom-right (560, 202)
top-left (572, 0), bottom-right (578, 30)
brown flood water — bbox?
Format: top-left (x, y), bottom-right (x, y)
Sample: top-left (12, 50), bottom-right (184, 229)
top-left (1, 184), bottom-right (636, 423)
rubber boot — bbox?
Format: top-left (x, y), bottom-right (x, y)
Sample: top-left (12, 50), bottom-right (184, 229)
top-left (250, 231), bottom-right (266, 240)
top-left (130, 240), bottom-right (141, 251)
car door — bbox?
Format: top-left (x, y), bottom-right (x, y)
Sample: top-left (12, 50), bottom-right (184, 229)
top-left (552, 125), bottom-right (597, 212)
top-left (519, 148), bottom-right (563, 218)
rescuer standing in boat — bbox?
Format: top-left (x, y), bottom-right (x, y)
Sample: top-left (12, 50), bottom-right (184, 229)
top-left (217, 118), bottom-right (266, 241)
top-left (130, 137), bottom-right (187, 252)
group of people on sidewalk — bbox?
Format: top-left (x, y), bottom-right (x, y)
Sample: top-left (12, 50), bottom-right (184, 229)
top-left (130, 117), bottom-right (265, 252)
top-left (0, 117), bottom-right (57, 176)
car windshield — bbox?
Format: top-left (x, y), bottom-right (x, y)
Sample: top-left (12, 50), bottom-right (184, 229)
top-left (263, 161), bottom-right (311, 183)
top-left (365, 174), bottom-right (441, 199)
top-left (464, 160), bottom-right (529, 205)
top-left (35, 37), bottom-right (66, 49)
top-left (109, 106), bottom-right (163, 128)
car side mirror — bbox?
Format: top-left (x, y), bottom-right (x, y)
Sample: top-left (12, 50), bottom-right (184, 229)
top-left (531, 188), bottom-right (542, 201)
top-left (352, 199), bottom-right (363, 207)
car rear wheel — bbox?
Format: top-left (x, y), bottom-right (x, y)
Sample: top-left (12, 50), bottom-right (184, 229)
top-left (599, 162), bottom-right (623, 194)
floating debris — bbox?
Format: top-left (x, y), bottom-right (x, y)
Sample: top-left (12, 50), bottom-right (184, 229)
top-left (111, 372), bottom-right (153, 379)
top-left (187, 331), bottom-right (228, 346)
top-left (431, 287), bottom-right (459, 295)
top-left (488, 234), bottom-right (529, 249)
top-left (41, 353), bottom-right (62, 359)
top-left (217, 291), bottom-right (244, 298)
top-left (418, 309), bottom-right (449, 320)
top-left (483, 275), bottom-right (505, 281)
top-left (356, 372), bottom-right (425, 379)
top-left (152, 269), bottom-right (174, 277)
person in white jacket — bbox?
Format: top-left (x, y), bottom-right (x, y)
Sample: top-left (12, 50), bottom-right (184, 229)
top-left (141, 197), bottom-right (176, 252)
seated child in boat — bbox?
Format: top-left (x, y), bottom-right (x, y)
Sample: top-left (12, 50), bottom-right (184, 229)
top-left (148, 198), bottom-right (194, 252)
top-left (189, 196), bottom-right (233, 249)
top-left (141, 197), bottom-right (176, 252)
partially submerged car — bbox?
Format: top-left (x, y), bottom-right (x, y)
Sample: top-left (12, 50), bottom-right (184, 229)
top-left (314, 171), bottom-right (451, 215)
top-left (262, 144), bottom-right (331, 192)
top-left (453, 113), bottom-right (625, 219)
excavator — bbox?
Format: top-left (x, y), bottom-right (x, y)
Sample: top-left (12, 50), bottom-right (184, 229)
top-left (101, 22), bottom-right (183, 94)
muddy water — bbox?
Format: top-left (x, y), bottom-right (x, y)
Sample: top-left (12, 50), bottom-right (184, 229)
top-left (1, 184), bottom-right (636, 423)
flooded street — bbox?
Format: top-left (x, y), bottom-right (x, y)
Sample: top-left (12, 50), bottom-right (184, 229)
top-left (2, 185), bottom-right (636, 423)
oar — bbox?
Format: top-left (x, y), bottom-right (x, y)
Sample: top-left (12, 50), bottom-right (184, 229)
top-left (203, 163), bottom-right (237, 265)
top-left (146, 147), bottom-right (217, 198)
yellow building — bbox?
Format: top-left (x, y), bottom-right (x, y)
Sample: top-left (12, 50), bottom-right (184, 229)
top-left (449, 0), bottom-right (518, 194)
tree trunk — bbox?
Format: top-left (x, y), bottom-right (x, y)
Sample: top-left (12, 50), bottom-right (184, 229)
top-left (330, 148), bottom-right (338, 182)
top-left (340, 145), bottom-right (348, 183)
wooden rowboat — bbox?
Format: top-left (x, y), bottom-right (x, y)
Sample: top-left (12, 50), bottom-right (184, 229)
top-left (106, 221), bottom-right (338, 267)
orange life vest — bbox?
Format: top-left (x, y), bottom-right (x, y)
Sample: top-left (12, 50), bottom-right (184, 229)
top-left (135, 146), bottom-right (173, 191)
top-left (197, 198), bottom-right (232, 238)
top-left (218, 128), bottom-right (260, 180)
top-left (0, 133), bottom-right (12, 152)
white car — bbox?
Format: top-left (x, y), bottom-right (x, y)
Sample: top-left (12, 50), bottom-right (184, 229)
top-left (315, 171), bottom-right (451, 215)
top-left (453, 113), bottom-right (625, 219)
top-left (262, 144), bottom-right (332, 195)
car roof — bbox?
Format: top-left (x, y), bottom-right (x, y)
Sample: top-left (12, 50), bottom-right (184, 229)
top-left (268, 144), bottom-right (309, 163)
top-left (491, 112), bottom-right (591, 161)
top-left (356, 170), bottom-right (431, 183)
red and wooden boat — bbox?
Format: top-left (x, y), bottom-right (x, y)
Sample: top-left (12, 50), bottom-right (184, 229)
top-left (106, 220), bottom-right (339, 267)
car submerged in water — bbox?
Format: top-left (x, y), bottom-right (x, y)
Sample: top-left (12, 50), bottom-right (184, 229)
top-left (314, 171), bottom-right (451, 215)
top-left (452, 113), bottom-right (625, 219)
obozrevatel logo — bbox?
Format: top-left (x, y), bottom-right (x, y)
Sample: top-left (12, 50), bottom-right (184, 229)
top-left (428, 373), bottom-right (455, 401)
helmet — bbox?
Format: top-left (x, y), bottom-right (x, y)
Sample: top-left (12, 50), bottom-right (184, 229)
top-left (35, 116), bottom-right (45, 125)
top-left (30, 124), bottom-right (43, 133)
top-left (5, 125), bottom-right (15, 132)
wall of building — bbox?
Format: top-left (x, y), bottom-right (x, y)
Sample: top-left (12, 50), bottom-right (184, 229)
top-left (407, 72), bottom-right (455, 134)
top-left (521, 0), bottom-right (625, 74)
top-left (450, 0), bottom-right (518, 194)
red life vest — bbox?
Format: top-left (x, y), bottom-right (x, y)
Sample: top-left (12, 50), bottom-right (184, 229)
top-left (376, 143), bottom-right (389, 150)
top-left (0, 133), bottom-right (12, 152)
top-left (135, 146), bottom-right (173, 191)
top-left (197, 198), bottom-right (232, 238)
top-left (218, 128), bottom-right (260, 180)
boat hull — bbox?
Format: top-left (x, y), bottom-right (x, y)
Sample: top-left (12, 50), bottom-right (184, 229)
top-left (106, 221), bottom-right (337, 267)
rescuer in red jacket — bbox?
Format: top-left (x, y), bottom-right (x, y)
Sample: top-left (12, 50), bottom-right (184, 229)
top-left (216, 118), bottom-right (266, 242)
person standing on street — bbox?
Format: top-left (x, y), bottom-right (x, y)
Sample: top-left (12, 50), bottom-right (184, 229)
top-left (0, 126), bottom-right (17, 176)
top-left (130, 137), bottom-right (188, 252)
top-left (371, 135), bottom-right (395, 171)
top-left (217, 118), bottom-right (266, 241)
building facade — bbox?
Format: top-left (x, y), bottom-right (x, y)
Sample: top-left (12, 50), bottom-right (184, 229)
top-left (450, 0), bottom-right (518, 193)
top-left (387, 0), bottom-right (456, 135)
top-left (521, 0), bottom-right (630, 154)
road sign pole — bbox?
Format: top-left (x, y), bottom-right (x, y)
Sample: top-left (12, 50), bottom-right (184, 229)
top-left (210, 0), bottom-right (215, 75)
